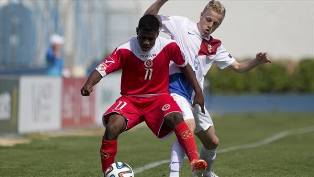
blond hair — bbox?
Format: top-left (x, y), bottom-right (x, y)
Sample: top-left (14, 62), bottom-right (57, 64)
top-left (203, 0), bottom-right (226, 17)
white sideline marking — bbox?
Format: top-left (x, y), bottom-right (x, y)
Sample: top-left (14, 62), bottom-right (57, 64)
top-left (133, 126), bottom-right (314, 174)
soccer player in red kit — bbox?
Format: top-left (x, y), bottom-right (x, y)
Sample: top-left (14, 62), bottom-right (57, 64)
top-left (81, 15), bottom-right (207, 176)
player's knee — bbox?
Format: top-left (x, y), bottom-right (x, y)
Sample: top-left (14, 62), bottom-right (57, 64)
top-left (201, 134), bottom-right (219, 149)
top-left (105, 115), bottom-right (126, 139)
top-left (205, 135), bottom-right (219, 149)
top-left (211, 136), bottom-right (219, 148)
top-left (105, 124), bottom-right (124, 139)
top-left (164, 113), bottom-right (184, 129)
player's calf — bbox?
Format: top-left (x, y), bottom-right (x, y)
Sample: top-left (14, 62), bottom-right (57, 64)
top-left (100, 138), bottom-right (117, 173)
top-left (165, 113), bottom-right (207, 169)
top-left (100, 114), bottom-right (127, 173)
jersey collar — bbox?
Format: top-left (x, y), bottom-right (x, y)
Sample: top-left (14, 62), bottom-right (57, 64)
top-left (188, 23), bottom-right (211, 41)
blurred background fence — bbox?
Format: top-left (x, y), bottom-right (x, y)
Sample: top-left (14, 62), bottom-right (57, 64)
top-left (0, 0), bottom-right (139, 75)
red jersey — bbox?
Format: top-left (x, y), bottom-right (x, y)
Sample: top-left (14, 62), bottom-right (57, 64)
top-left (96, 36), bottom-right (187, 96)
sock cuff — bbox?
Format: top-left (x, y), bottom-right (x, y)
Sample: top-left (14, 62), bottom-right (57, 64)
top-left (102, 139), bottom-right (117, 147)
top-left (174, 121), bottom-right (188, 131)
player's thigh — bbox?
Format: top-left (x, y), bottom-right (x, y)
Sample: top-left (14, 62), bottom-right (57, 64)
top-left (103, 96), bottom-right (143, 131)
top-left (171, 93), bottom-right (194, 120)
top-left (185, 119), bottom-right (195, 131)
top-left (105, 113), bottom-right (127, 138)
top-left (106, 113), bottom-right (127, 129)
top-left (193, 105), bottom-right (214, 133)
top-left (171, 93), bottom-right (195, 130)
top-left (144, 94), bottom-right (182, 138)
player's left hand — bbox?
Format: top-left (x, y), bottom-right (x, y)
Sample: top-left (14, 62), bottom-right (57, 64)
top-left (192, 91), bottom-right (205, 113)
top-left (256, 52), bottom-right (271, 64)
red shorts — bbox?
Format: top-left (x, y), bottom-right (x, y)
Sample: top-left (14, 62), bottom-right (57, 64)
top-left (103, 94), bottom-right (182, 138)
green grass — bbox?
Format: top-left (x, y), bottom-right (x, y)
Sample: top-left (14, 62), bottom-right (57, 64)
top-left (1, 113), bottom-right (314, 177)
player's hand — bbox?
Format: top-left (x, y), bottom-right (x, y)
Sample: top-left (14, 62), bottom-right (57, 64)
top-left (256, 52), bottom-right (271, 64)
top-left (81, 85), bottom-right (93, 96)
top-left (192, 91), bottom-right (205, 114)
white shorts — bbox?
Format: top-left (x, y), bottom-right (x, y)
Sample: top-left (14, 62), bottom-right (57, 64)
top-left (171, 93), bottom-right (194, 120)
top-left (171, 93), bottom-right (213, 132)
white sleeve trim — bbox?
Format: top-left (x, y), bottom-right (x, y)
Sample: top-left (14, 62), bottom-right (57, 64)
top-left (176, 58), bottom-right (188, 67)
top-left (214, 44), bottom-right (236, 69)
top-left (95, 67), bottom-right (107, 77)
top-left (219, 57), bottom-right (236, 69)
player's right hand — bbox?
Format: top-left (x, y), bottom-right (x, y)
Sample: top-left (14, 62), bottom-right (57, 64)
top-left (192, 91), bottom-right (205, 114)
top-left (81, 85), bottom-right (93, 96)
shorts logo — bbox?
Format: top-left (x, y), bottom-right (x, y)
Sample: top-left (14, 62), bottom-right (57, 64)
top-left (181, 130), bottom-right (193, 139)
top-left (162, 104), bottom-right (170, 111)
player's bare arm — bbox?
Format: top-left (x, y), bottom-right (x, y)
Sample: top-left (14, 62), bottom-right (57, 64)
top-left (81, 70), bottom-right (102, 96)
top-left (180, 64), bottom-right (205, 113)
top-left (144, 0), bottom-right (168, 15)
top-left (229, 52), bottom-right (271, 73)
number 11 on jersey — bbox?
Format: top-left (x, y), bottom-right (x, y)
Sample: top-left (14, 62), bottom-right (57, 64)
top-left (144, 68), bottom-right (153, 80)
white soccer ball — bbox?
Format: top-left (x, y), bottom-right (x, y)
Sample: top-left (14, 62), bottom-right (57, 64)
top-left (105, 162), bottom-right (134, 177)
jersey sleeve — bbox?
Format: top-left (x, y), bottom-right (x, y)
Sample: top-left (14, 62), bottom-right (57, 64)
top-left (213, 44), bottom-right (236, 69)
top-left (158, 15), bottom-right (187, 37)
top-left (95, 48), bottom-right (122, 76)
top-left (168, 42), bottom-right (187, 67)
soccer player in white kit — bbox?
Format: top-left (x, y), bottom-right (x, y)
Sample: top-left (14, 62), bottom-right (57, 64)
top-left (145, 1), bottom-right (271, 177)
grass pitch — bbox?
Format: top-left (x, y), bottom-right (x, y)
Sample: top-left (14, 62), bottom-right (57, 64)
top-left (1, 112), bottom-right (314, 177)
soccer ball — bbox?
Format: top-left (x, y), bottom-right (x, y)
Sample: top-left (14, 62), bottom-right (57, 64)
top-left (105, 162), bottom-right (134, 177)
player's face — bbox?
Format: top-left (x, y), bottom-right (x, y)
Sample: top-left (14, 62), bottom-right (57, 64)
top-left (198, 9), bottom-right (224, 37)
top-left (137, 29), bottom-right (159, 52)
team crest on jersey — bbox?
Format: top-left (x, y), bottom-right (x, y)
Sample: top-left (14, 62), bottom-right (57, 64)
top-left (144, 59), bottom-right (153, 68)
top-left (162, 104), bottom-right (170, 111)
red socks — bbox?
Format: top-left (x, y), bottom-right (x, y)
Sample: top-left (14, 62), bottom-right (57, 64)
top-left (100, 122), bottom-right (197, 172)
top-left (100, 139), bottom-right (117, 173)
top-left (174, 121), bottom-right (199, 162)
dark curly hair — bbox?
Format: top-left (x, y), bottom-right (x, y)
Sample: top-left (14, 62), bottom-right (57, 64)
top-left (138, 14), bottom-right (160, 32)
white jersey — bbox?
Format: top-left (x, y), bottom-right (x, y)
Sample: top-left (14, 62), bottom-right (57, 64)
top-left (160, 15), bottom-right (235, 101)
